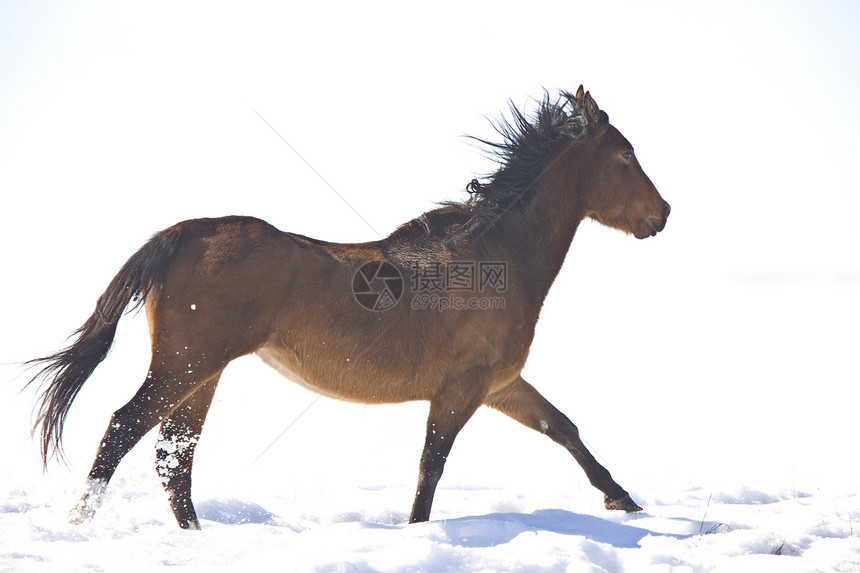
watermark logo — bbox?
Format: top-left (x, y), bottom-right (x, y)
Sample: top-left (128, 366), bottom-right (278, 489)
top-left (352, 261), bottom-right (404, 311)
top-left (353, 260), bottom-right (507, 312)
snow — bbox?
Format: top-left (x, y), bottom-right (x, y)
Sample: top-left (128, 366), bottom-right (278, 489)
top-left (2, 476), bottom-right (860, 571)
top-left (2, 1), bottom-right (860, 571)
top-left (3, 277), bottom-right (859, 571)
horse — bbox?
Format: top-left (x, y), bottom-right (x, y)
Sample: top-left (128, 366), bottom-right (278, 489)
top-left (26, 86), bottom-right (670, 530)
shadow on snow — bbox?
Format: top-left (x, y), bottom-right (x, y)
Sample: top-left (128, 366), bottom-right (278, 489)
top-left (194, 500), bottom-right (709, 550)
top-left (442, 509), bottom-right (693, 549)
top-left (195, 499), bottom-right (278, 526)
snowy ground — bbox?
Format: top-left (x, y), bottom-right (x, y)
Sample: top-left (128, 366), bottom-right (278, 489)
top-left (3, 269), bottom-right (859, 572)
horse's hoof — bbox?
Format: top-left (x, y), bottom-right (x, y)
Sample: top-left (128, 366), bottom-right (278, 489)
top-left (604, 494), bottom-right (643, 513)
top-left (179, 517), bottom-right (202, 530)
top-left (68, 478), bottom-right (108, 524)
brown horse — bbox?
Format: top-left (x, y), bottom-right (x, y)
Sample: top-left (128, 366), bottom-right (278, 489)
top-left (27, 86), bottom-right (669, 529)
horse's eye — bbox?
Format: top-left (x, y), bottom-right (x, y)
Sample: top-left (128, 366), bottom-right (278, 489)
top-left (622, 151), bottom-right (634, 161)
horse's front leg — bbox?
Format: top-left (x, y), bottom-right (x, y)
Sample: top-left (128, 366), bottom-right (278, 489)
top-left (485, 375), bottom-right (642, 512)
top-left (409, 380), bottom-right (485, 523)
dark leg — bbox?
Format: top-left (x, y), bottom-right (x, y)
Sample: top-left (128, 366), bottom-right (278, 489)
top-left (68, 361), bottom-right (224, 525)
top-left (485, 376), bottom-right (642, 512)
top-left (410, 389), bottom-right (483, 523)
top-left (155, 376), bottom-right (220, 530)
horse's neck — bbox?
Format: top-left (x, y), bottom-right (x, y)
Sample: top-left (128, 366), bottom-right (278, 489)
top-left (482, 179), bottom-right (585, 310)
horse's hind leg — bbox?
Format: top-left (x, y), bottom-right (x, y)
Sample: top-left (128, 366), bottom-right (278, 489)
top-left (485, 375), bottom-right (642, 512)
top-left (155, 376), bottom-right (219, 530)
top-left (68, 363), bottom-right (225, 525)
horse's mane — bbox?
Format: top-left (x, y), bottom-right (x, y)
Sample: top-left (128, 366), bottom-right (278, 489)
top-left (384, 90), bottom-right (602, 264)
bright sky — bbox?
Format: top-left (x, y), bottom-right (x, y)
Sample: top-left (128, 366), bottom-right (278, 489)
top-left (2, 0), bottom-right (859, 494)
top-left (1, 0), bottom-right (858, 353)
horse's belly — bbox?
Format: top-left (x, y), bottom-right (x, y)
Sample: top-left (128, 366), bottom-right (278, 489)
top-left (255, 347), bottom-right (412, 403)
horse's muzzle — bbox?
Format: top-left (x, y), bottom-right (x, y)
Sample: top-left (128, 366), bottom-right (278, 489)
top-left (638, 201), bottom-right (671, 239)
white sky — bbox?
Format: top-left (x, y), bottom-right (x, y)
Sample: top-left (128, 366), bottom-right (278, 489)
top-left (0, 0), bottom-right (860, 488)
top-left (2, 2), bottom-right (858, 266)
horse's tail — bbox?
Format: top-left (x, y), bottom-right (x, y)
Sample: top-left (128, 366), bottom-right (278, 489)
top-left (26, 226), bottom-right (186, 467)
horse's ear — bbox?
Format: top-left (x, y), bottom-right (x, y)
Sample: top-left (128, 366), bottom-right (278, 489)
top-left (575, 85), bottom-right (585, 100)
top-left (583, 91), bottom-right (601, 123)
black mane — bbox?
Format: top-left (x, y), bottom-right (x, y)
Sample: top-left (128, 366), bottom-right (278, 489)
top-left (385, 91), bottom-right (603, 263)
top-left (451, 90), bottom-right (593, 241)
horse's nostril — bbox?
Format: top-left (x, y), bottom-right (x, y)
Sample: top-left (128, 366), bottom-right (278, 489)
top-left (662, 202), bottom-right (671, 220)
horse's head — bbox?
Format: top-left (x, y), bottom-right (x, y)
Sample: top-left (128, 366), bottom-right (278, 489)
top-left (568, 87), bottom-right (670, 239)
